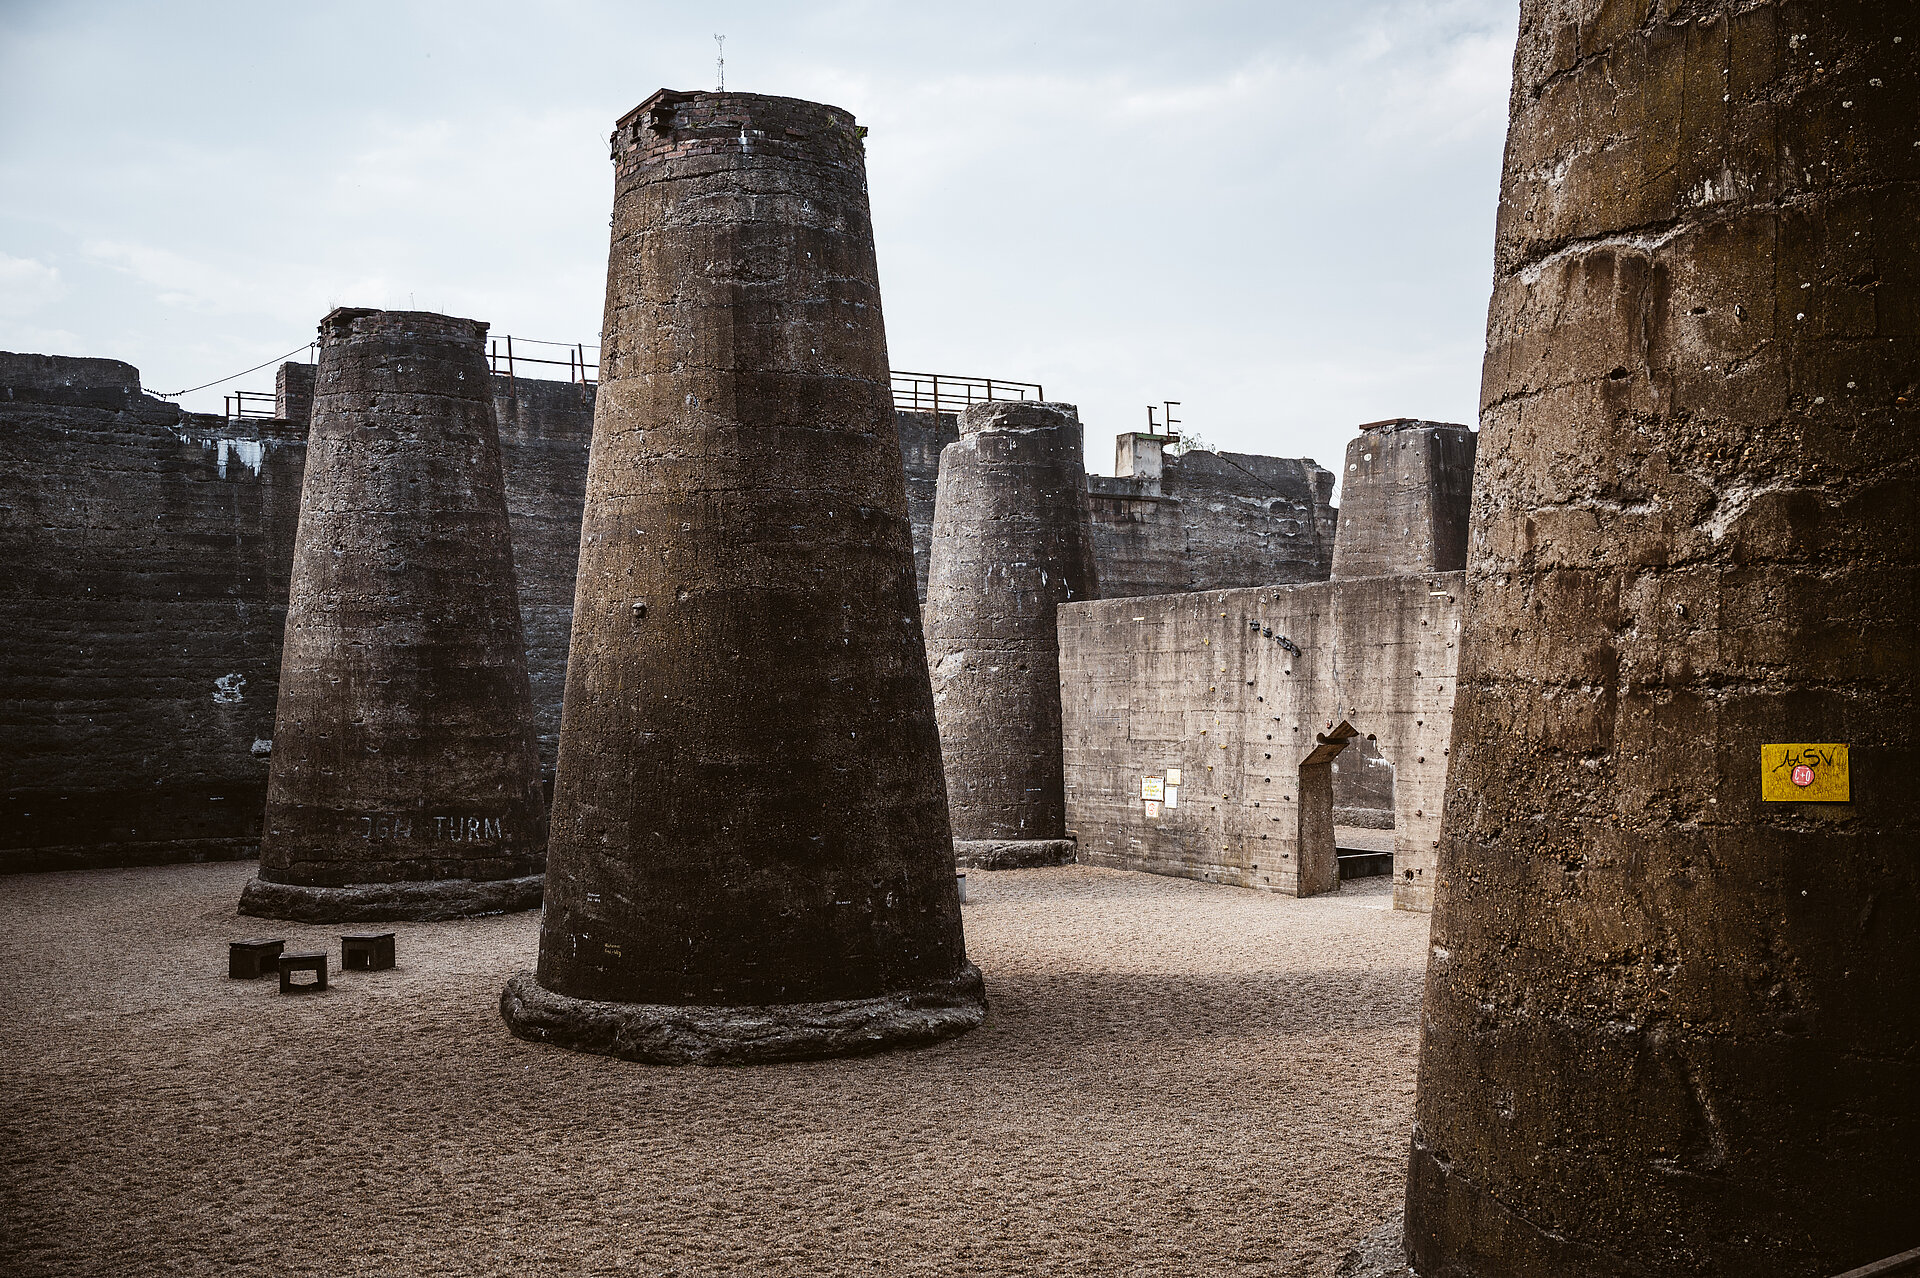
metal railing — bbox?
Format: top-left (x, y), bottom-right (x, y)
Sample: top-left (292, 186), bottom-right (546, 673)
top-left (891, 371), bottom-right (1043, 416)
top-left (231, 339), bottom-right (1047, 418)
top-left (488, 335), bottom-right (598, 386)
top-left (223, 390), bottom-right (277, 420)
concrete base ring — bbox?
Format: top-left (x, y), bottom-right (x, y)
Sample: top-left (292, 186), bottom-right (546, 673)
top-left (499, 963), bottom-right (987, 1066)
top-left (952, 838), bottom-right (1076, 870)
top-left (238, 873), bottom-right (544, 923)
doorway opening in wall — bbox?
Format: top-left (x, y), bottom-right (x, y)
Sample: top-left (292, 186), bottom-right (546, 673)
top-left (1332, 731), bottom-right (1395, 879)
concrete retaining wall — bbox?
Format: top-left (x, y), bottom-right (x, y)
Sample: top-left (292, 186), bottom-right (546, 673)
top-left (1, 356), bottom-right (592, 872)
top-left (1059, 572), bottom-right (1462, 910)
top-left (1, 358), bottom-right (305, 871)
top-left (4, 351), bottom-right (1342, 872)
top-left (1087, 447), bottom-right (1336, 598)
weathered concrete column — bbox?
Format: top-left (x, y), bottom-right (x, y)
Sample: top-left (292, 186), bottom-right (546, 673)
top-left (241, 308), bottom-right (547, 922)
top-left (924, 401), bottom-right (1098, 869)
top-left (1407, 5), bottom-right (1917, 1276)
top-left (499, 90), bottom-right (983, 1065)
top-left (274, 361), bottom-right (315, 427)
top-left (1112, 431), bottom-right (1168, 496)
top-left (1328, 419), bottom-right (1476, 580)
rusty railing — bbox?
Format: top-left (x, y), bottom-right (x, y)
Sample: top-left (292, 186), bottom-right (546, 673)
top-left (488, 335), bottom-right (598, 386)
top-left (234, 340), bottom-right (1047, 418)
top-left (223, 390), bottom-right (277, 420)
top-left (890, 371), bottom-right (1043, 416)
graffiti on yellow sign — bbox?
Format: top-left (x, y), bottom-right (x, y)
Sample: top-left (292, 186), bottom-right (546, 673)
top-left (1761, 744), bottom-right (1850, 802)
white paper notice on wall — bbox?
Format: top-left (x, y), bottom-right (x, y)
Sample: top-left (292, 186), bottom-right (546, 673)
top-left (1165, 786), bottom-right (1179, 809)
top-left (1142, 776), bottom-right (1165, 801)
top-left (1167, 768), bottom-right (1183, 786)
top-left (1144, 800), bottom-right (1162, 819)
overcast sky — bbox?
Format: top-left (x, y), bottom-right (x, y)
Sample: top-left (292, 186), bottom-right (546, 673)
top-left (0, 0), bottom-right (1517, 485)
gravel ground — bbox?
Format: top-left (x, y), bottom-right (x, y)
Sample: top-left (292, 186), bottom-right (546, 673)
top-left (0, 860), bottom-right (1428, 1277)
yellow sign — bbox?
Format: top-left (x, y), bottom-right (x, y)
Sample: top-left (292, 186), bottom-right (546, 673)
top-left (1141, 776), bottom-right (1165, 801)
top-left (1761, 744), bottom-right (1850, 802)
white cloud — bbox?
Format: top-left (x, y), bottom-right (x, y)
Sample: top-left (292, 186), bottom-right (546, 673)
top-left (6, 0), bottom-right (1518, 465)
top-left (0, 253), bottom-right (66, 315)
top-left (82, 239), bottom-right (245, 312)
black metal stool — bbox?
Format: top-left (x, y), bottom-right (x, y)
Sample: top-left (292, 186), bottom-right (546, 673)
top-left (277, 950), bottom-right (328, 993)
top-left (228, 938), bottom-right (286, 979)
top-left (341, 932), bottom-right (396, 971)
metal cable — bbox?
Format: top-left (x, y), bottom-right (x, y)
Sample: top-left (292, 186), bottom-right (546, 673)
top-left (156, 343), bottom-right (313, 398)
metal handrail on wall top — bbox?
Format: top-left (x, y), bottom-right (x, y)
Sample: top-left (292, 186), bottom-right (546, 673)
top-left (232, 337), bottom-right (1047, 420)
top-left (890, 371), bottom-right (1044, 416)
top-left (223, 390), bottom-right (277, 420)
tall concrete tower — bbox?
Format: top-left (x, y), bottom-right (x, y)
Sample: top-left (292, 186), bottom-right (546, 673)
top-left (924, 401), bottom-right (1099, 868)
top-left (501, 91), bottom-right (984, 1065)
top-left (1406, 4), bottom-right (1917, 1275)
top-left (1328, 419), bottom-right (1475, 580)
top-left (242, 308), bottom-right (548, 922)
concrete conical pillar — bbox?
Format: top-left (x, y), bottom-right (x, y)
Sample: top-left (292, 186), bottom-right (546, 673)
top-left (1405, 4), bottom-right (1918, 1275)
top-left (924, 401), bottom-right (1098, 869)
top-left (499, 90), bottom-right (983, 1065)
top-left (241, 308), bottom-right (547, 922)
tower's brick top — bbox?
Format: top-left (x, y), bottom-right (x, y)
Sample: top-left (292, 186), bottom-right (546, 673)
top-left (957, 400), bottom-right (1080, 437)
top-left (1353, 417), bottom-right (1469, 435)
top-left (609, 89), bottom-right (864, 184)
top-left (1331, 418), bottom-right (1476, 579)
top-left (318, 307), bottom-right (488, 346)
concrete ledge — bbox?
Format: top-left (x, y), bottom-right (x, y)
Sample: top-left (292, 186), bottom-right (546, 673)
top-left (1405, 1127), bottom-right (1620, 1276)
top-left (238, 873), bottom-right (543, 922)
top-left (1335, 1210), bottom-right (1412, 1278)
top-left (953, 838), bottom-right (1076, 870)
top-left (4, 838), bottom-right (257, 875)
top-left (499, 963), bottom-right (987, 1066)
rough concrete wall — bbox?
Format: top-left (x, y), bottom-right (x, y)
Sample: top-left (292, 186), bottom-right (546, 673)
top-left (492, 376), bottom-right (594, 772)
top-left (1, 354), bottom-right (304, 871)
top-left (895, 409), bottom-right (959, 600)
top-left (1167, 449), bottom-right (1339, 587)
top-left (1082, 487), bottom-right (1193, 597)
top-left (1407, 2), bottom-right (1920, 1274)
top-left (914, 431), bottom-right (1339, 604)
top-left (1060, 573), bottom-right (1461, 907)
top-left (1086, 448), bottom-right (1337, 598)
top-left (9, 341), bottom-right (1345, 873)
top-left (1328, 419), bottom-right (1476, 578)
top-left (903, 427), bottom-right (1340, 605)
top-left (2, 355), bottom-right (593, 873)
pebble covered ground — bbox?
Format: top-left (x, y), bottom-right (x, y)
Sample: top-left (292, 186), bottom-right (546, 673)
top-left (0, 861), bottom-right (1429, 1276)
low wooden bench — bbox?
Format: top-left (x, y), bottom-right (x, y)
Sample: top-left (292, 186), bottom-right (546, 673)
top-left (341, 932), bottom-right (395, 971)
top-left (277, 950), bottom-right (328, 993)
top-left (228, 938), bottom-right (286, 979)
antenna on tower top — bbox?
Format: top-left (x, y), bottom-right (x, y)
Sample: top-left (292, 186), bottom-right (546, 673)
top-left (715, 34), bottom-right (725, 91)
